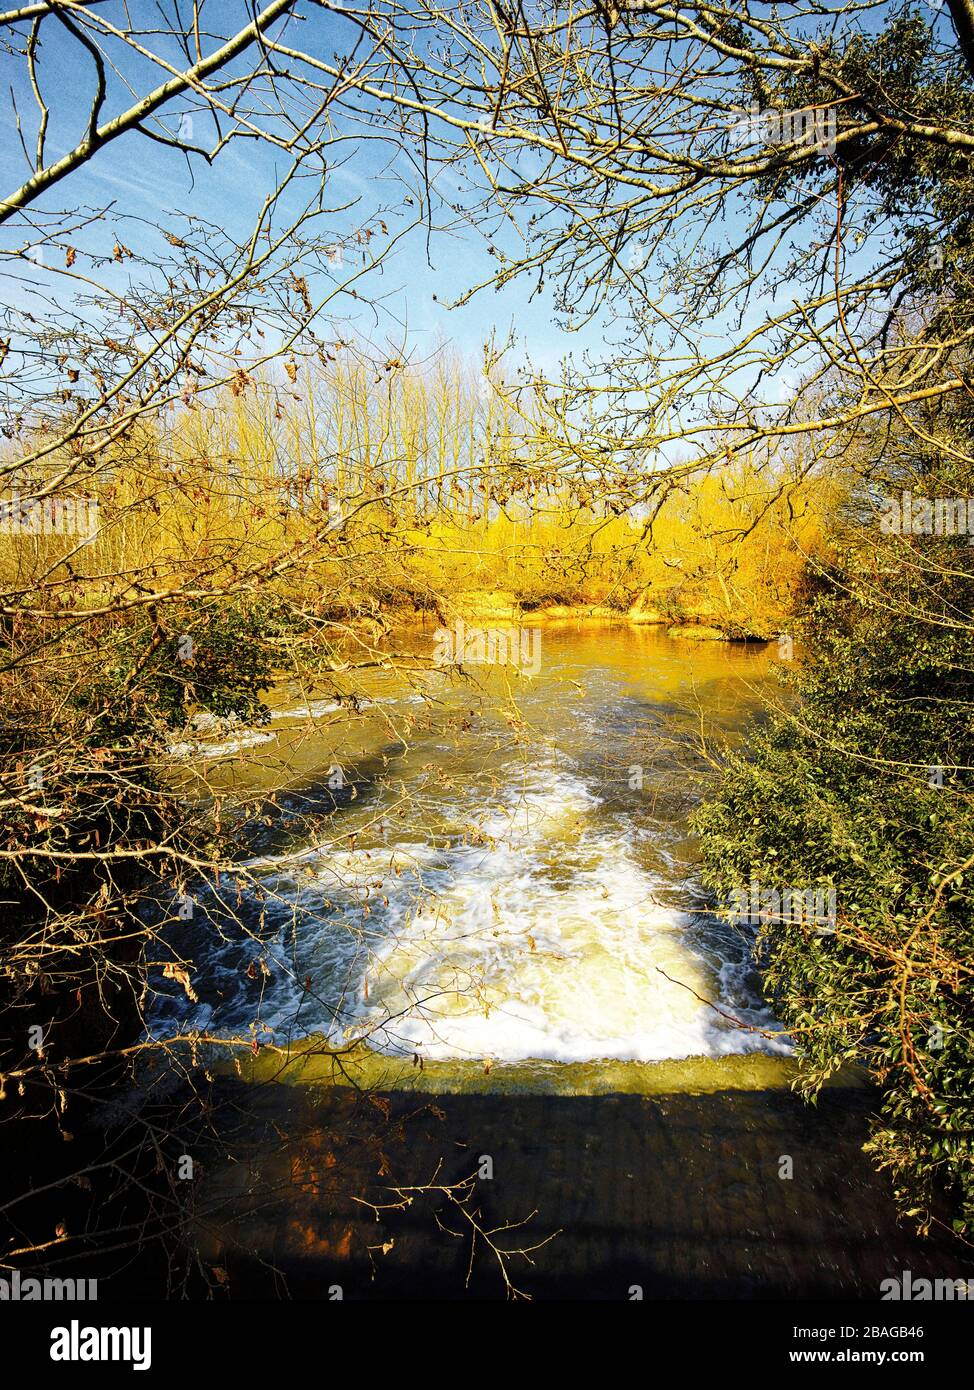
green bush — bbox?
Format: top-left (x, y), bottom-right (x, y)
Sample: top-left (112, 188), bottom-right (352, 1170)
top-left (693, 532), bottom-right (974, 1236)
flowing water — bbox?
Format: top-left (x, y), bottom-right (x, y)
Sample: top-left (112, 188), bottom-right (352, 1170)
top-left (155, 624), bottom-right (787, 1075)
top-left (150, 623), bottom-right (974, 1298)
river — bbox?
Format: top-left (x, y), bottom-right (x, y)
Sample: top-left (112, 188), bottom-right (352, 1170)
top-left (149, 623), bottom-right (974, 1298)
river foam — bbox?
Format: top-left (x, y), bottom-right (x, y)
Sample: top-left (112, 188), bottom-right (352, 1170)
top-left (189, 769), bottom-right (788, 1064)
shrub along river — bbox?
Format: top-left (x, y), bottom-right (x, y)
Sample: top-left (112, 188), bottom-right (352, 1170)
top-left (149, 624), bottom-right (974, 1299)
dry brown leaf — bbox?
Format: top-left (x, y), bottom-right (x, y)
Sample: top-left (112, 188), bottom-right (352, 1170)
top-left (162, 961), bottom-right (198, 1002)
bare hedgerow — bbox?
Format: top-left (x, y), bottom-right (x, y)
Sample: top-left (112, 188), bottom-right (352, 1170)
top-left (0, 0), bottom-right (513, 1289)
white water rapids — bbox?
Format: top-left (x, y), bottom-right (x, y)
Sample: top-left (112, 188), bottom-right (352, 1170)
top-left (151, 628), bottom-right (790, 1066)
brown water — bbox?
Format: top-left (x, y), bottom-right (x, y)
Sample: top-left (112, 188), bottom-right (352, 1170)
top-left (157, 623), bottom-right (786, 1078)
top-left (149, 624), bottom-right (974, 1299)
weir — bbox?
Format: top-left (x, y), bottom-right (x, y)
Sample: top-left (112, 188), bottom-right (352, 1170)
top-left (148, 625), bottom-right (974, 1300)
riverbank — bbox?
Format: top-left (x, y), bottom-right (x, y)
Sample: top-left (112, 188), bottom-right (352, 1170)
top-left (397, 589), bottom-right (784, 642)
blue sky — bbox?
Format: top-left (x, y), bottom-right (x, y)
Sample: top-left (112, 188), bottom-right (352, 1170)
top-left (0, 3), bottom-right (607, 383)
top-left (0, 0), bottom-right (957, 430)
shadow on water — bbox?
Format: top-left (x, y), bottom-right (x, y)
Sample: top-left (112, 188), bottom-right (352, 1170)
top-left (169, 1074), bottom-right (974, 1301)
top-left (143, 626), bottom-right (969, 1299)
